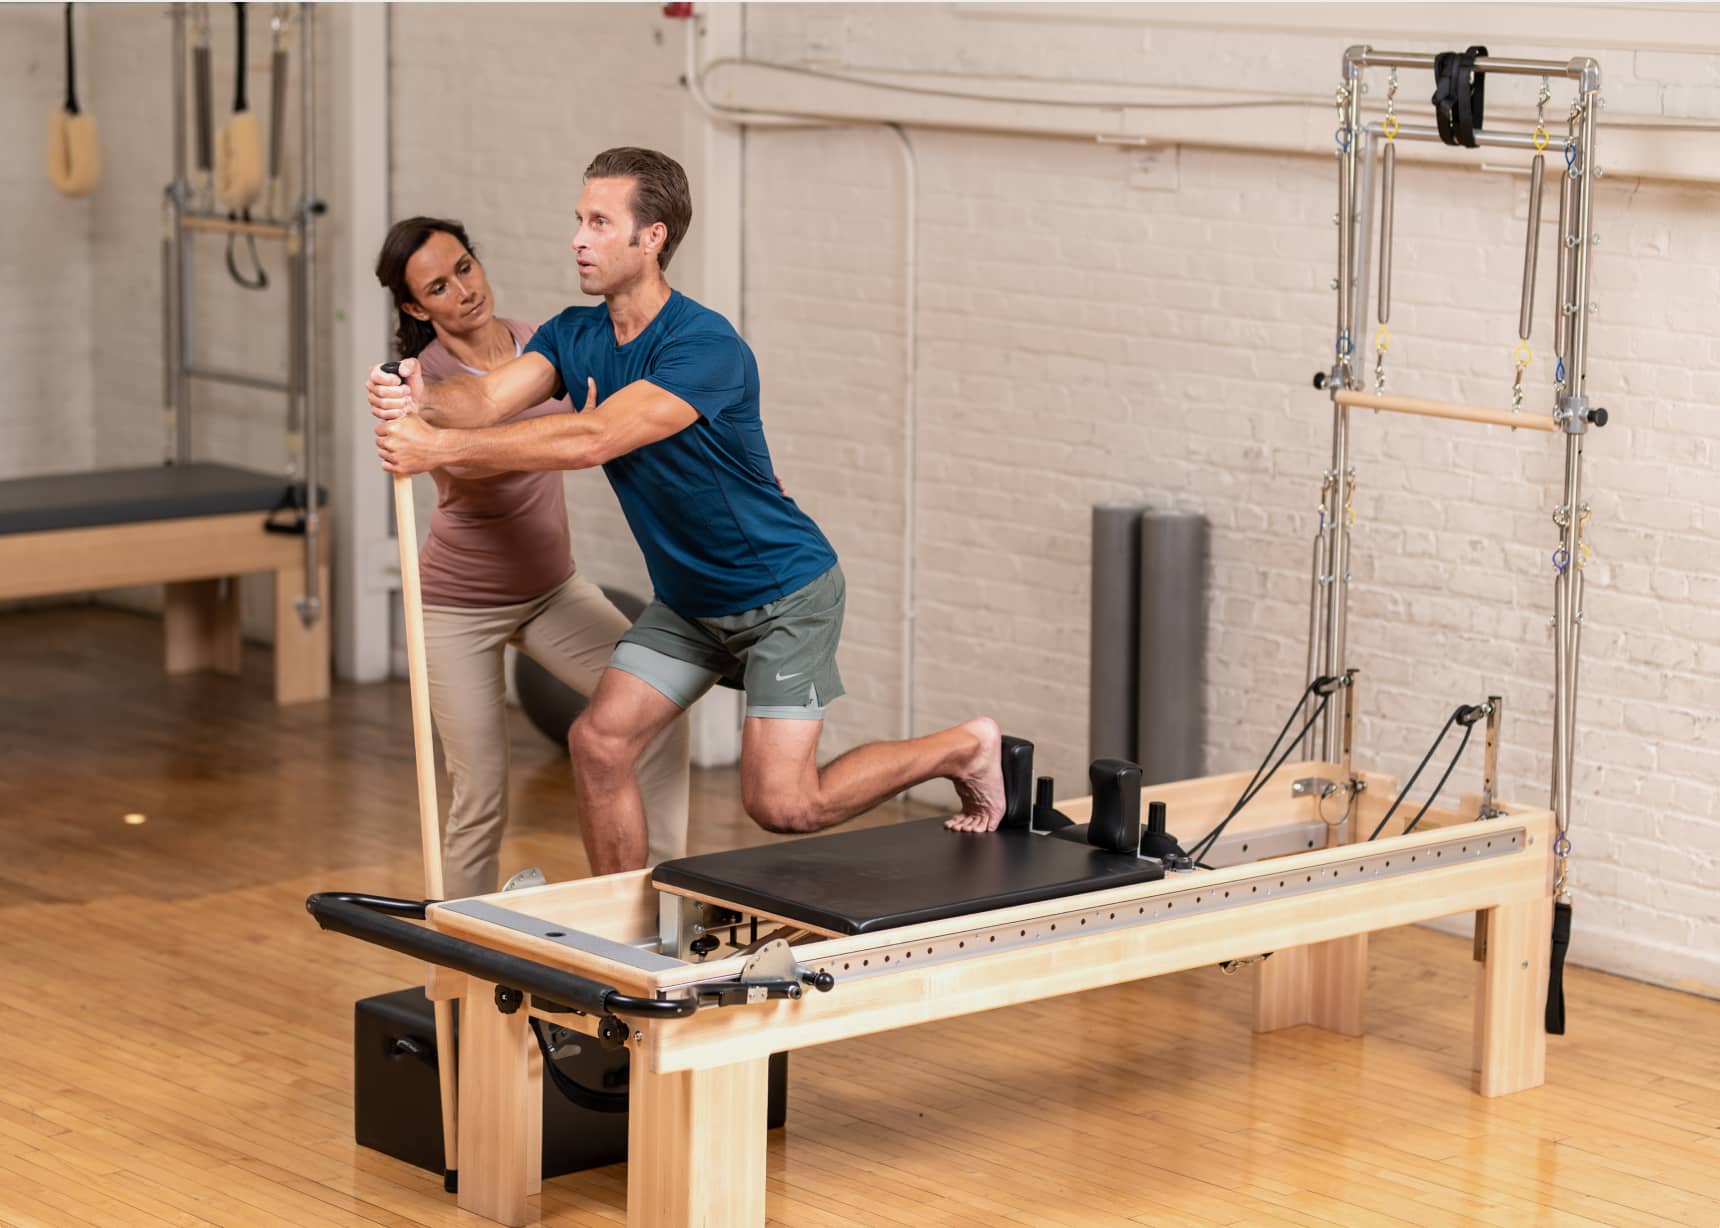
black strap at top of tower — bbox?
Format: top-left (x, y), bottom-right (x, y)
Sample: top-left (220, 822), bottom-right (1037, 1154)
top-left (1431, 45), bottom-right (1489, 148)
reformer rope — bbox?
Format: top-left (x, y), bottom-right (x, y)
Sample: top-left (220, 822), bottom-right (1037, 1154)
top-left (1188, 678), bottom-right (1334, 866)
top-left (1366, 704), bottom-right (1480, 841)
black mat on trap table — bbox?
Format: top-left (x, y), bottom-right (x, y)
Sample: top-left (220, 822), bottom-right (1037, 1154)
top-left (651, 816), bottom-right (1166, 936)
top-left (0, 463), bottom-right (324, 535)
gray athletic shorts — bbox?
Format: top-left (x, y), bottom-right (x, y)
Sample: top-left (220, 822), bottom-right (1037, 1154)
top-left (610, 565), bottom-right (846, 720)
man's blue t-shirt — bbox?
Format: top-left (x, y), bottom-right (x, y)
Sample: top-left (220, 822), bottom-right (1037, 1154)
top-left (524, 291), bottom-right (837, 618)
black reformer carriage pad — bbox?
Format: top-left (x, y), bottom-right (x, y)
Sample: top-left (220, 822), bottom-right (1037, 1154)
top-left (652, 816), bottom-right (1166, 936)
top-left (0, 463), bottom-right (324, 535)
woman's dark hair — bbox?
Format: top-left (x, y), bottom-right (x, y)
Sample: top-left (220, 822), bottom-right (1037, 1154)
top-left (375, 216), bottom-right (476, 359)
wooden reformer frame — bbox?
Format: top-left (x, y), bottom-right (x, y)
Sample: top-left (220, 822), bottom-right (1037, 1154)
top-left (408, 755), bottom-right (1555, 1228)
top-left (0, 507), bottom-right (330, 704)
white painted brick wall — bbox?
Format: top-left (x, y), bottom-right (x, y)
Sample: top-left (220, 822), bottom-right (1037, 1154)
top-left (2, 5), bottom-right (94, 481)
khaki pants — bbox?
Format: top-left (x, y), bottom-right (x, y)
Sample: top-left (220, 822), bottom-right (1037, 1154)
top-left (424, 571), bottom-right (690, 899)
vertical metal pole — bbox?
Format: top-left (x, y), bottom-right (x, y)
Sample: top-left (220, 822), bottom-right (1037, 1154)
top-left (172, 4), bottom-right (193, 464)
top-left (1321, 52), bottom-right (1363, 762)
top-left (163, 7), bottom-right (187, 464)
top-left (1300, 528), bottom-right (1327, 760)
top-left (1348, 129), bottom-right (1377, 347)
top-left (1567, 96), bottom-right (1599, 397)
top-left (1552, 87), bottom-right (1598, 834)
top-left (1519, 155), bottom-right (1545, 341)
top-left (297, 2), bottom-right (321, 627)
top-left (1378, 140), bottom-right (1395, 326)
top-left (1332, 669), bottom-right (1358, 846)
top-left (1553, 159), bottom-right (1573, 367)
top-left (1480, 695), bottom-right (1502, 818)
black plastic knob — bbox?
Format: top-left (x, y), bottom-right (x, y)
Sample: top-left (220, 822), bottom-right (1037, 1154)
top-left (381, 360), bottom-right (401, 376)
top-left (802, 969), bottom-right (836, 993)
top-left (1147, 799), bottom-right (1167, 836)
top-left (1312, 371), bottom-right (1327, 390)
top-left (1589, 407), bottom-right (1608, 427)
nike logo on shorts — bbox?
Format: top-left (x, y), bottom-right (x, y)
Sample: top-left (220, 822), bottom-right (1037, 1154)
top-left (775, 670), bottom-right (804, 682)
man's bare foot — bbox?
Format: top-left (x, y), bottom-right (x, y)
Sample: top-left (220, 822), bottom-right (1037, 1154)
top-left (944, 717), bottom-right (1006, 833)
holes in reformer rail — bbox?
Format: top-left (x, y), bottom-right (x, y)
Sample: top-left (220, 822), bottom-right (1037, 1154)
top-left (810, 831), bottom-right (1519, 984)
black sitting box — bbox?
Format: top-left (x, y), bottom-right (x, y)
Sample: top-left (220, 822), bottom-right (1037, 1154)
top-left (354, 987), bottom-right (788, 1178)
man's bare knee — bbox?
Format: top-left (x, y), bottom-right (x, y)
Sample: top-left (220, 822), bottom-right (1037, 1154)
top-left (568, 713), bottom-right (640, 778)
top-left (742, 784), bottom-right (821, 835)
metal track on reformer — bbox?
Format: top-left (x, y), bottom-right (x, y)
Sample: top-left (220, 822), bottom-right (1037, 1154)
top-left (763, 826), bottom-right (1525, 991)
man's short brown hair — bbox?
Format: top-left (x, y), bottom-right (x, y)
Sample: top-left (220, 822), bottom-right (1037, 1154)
top-left (584, 147), bottom-right (693, 271)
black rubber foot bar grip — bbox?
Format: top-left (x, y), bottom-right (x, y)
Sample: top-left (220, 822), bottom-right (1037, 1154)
top-left (305, 891), bottom-right (695, 1020)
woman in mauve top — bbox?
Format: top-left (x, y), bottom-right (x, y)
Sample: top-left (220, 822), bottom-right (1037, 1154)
top-left (374, 216), bottom-right (688, 897)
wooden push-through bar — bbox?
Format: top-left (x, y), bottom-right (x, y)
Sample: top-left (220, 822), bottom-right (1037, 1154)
top-left (1335, 389), bottom-right (1559, 433)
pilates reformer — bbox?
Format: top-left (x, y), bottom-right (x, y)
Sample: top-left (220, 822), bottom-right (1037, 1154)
top-left (305, 43), bottom-right (1606, 1228)
top-left (0, 4), bottom-right (329, 705)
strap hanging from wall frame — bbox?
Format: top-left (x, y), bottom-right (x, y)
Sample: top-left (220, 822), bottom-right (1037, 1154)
top-left (1431, 45), bottom-right (1489, 147)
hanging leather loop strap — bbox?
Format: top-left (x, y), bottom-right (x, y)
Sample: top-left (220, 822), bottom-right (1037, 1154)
top-left (1431, 45), bottom-right (1489, 147)
top-left (1545, 897), bottom-right (1572, 1034)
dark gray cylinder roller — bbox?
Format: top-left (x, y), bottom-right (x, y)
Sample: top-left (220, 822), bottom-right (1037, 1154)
top-left (1136, 510), bottom-right (1208, 784)
top-left (1089, 503), bottom-right (1147, 764)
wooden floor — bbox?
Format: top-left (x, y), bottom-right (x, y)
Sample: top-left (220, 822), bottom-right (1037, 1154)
top-left (1, 606), bottom-right (1716, 1228)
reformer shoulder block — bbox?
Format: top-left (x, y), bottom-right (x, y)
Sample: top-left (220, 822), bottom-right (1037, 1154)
top-left (1087, 758), bottom-right (1143, 854)
top-left (997, 735), bottom-right (1035, 830)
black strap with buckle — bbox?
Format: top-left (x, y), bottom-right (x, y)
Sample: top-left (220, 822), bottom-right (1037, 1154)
top-left (1431, 45), bottom-right (1489, 148)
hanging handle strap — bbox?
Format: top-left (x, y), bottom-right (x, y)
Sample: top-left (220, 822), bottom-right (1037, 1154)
top-left (63, 4), bottom-right (80, 114)
top-left (232, 3), bottom-right (250, 112)
top-left (1544, 897), bottom-right (1572, 1034)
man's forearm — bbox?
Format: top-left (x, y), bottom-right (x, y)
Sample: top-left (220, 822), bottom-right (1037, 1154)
top-left (420, 374), bottom-right (511, 429)
top-left (438, 414), bottom-right (605, 472)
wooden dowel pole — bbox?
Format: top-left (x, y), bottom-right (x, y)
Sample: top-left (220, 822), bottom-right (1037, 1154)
top-left (179, 214), bottom-right (295, 240)
top-left (1334, 390), bottom-right (1558, 433)
top-left (393, 472), bottom-right (459, 1185)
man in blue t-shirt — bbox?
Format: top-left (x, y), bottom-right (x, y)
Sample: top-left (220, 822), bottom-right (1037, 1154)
top-left (369, 147), bottom-right (1005, 876)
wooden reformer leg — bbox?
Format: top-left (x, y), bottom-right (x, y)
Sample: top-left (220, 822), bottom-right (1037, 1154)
top-left (164, 577), bottom-right (242, 676)
top-left (1474, 897), bottom-right (1551, 1097)
top-left (1253, 934), bottom-right (1368, 1036)
top-left (457, 984), bottom-right (539, 1227)
top-left (272, 560), bottom-right (330, 704)
top-left (627, 1056), bottom-right (769, 1228)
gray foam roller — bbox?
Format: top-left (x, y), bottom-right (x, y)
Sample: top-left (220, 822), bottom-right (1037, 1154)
top-left (1089, 503), bottom-right (1146, 764)
top-left (1137, 511), bottom-right (1208, 784)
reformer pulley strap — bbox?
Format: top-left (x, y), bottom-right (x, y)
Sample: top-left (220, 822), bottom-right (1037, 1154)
top-left (1431, 45), bottom-right (1489, 148)
top-left (1545, 898), bottom-right (1572, 1035)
